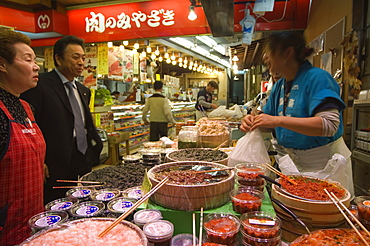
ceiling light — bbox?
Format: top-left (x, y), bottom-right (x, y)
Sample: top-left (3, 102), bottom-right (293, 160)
top-left (107, 42), bottom-right (113, 48)
top-left (232, 55), bottom-right (239, 62)
top-left (151, 53), bottom-right (156, 60)
top-left (146, 46), bottom-right (152, 53)
top-left (132, 49), bottom-right (137, 54)
top-left (188, 6), bottom-right (197, 21)
top-left (178, 57), bottom-right (183, 63)
top-left (141, 51), bottom-right (146, 57)
top-left (122, 40), bottom-right (129, 46)
top-left (154, 46), bottom-right (160, 56)
top-left (134, 41), bottom-right (140, 49)
top-left (172, 60), bottom-right (177, 65)
top-left (183, 64), bottom-right (187, 68)
top-left (119, 45), bottom-right (124, 51)
top-left (164, 52), bottom-right (169, 59)
top-left (179, 63), bottom-right (183, 67)
top-left (171, 52), bottom-right (176, 60)
top-left (158, 56), bottom-right (163, 62)
top-left (166, 58), bottom-right (171, 63)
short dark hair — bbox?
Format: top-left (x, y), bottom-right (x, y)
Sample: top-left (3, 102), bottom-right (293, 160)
top-left (153, 81), bottom-right (163, 90)
top-left (208, 80), bottom-right (218, 89)
top-left (265, 31), bottom-right (314, 63)
top-left (0, 29), bottom-right (31, 64)
top-left (111, 91), bottom-right (120, 95)
top-left (53, 35), bottom-right (84, 67)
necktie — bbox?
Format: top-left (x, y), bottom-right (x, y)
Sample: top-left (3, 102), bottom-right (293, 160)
top-left (65, 82), bottom-right (88, 154)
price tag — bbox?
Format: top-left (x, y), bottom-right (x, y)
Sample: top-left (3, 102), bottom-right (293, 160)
top-left (249, 219), bottom-right (275, 226)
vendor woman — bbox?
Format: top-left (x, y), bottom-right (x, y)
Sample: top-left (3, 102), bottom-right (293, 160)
top-left (240, 31), bottom-right (354, 195)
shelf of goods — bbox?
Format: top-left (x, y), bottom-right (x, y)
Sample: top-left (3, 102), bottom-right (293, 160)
top-left (351, 99), bottom-right (370, 195)
top-left (111, 102), bottom-right (195, 154)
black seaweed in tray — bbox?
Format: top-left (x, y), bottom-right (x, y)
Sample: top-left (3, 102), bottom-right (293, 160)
top-left (169, 149), bottom-right (228, 162)
top-left (81, 164), bottom-right (147, 190)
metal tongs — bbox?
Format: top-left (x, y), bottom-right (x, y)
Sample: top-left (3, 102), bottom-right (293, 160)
top-left (271, 198), bottom-right (311, 235)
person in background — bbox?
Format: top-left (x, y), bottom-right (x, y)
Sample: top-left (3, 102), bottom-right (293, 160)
top-left (240, 31), bottom-right (353, 194)
top-left (21, 36), bottom-right (103, 204)
top-left (195, 80), bottom-right (218, 120)
top-left (0, 29), bottom-right (45, 245)
top-left (142, 81), bottom-right (176, 141)
top-left (111, 90), bottom-right (125, 103)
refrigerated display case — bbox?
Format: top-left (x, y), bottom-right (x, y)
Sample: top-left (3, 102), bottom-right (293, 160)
top-left (350, 99), bottom-right (370, 195)
top-left (111, 102), bottom-right (195, 154)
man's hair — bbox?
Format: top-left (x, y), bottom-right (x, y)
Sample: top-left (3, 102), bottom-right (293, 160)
top-left (111, 91), bottom-right (120, 95)
top-left (153, 81), bottom-right (163, 90)
top-left (208, 80), bottom-right (218, 89)
top-left (0, 29), bottom-right (31, 64)
top-left (53, 35), bottom-right (84, 67)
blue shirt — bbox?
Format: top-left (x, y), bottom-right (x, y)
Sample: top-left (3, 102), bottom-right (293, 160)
top-left (263, 61), bottom-right (346, 149)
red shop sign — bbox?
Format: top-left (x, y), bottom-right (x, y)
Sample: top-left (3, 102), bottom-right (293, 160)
top-left (67, 0), bottom-right (210, 43)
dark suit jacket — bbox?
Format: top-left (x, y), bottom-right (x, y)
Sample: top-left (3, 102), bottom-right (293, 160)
top-left (21, 70), bottom-right (102, 200)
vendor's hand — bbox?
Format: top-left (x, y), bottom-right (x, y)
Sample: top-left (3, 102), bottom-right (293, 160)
top-left (44, 163), bottom-right (49, 183)
top-left (211, 104), bottom-right (218, 109)
top-left (240, 114), bottom-right (256, 132)
top-left (250, 113), bottom-right (278, 130)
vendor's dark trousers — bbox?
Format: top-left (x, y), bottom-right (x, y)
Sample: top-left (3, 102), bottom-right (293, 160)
top-left (149, 122), bottom-right (168, 141)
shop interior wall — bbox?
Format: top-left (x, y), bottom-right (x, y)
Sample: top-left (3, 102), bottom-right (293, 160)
top-left (304, 0), bottom-right (353, 145)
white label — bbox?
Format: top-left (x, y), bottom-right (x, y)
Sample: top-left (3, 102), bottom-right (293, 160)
top-left (249, 218), bottom-right (275, 226)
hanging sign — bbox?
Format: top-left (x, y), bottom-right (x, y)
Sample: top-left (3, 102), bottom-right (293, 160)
top-left (66, 0), bottom-right (208, 43)
top-left (97, 44), bottom-right (109, 75)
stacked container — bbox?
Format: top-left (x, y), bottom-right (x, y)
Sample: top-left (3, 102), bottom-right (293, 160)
top-left (240, 211), bottom-right (281, 246)
top-left (235, 163), bottom-right (268, 192)
top-left (355, 196), bottom-right (370, 230)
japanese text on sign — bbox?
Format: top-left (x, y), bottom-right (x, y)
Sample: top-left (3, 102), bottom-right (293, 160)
top-left (85, 9), bottom-right (175, 33)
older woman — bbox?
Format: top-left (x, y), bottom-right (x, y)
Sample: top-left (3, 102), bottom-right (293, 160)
top-left (241, 31), bottom-right (353, 195)
top-left (0, 29), bottom-right (45, 245)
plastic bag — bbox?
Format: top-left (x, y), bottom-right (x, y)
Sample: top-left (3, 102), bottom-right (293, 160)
top-left (209, 105), bottom-right (243, 119)
top-left (228, 129), bottom-right (271, 167)
top-left (277, 153), bottom-right (354, 196)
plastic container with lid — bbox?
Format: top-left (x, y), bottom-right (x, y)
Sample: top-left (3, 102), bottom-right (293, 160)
top-left (123, 155), bottom-right (142, 165)
top-left (355, 196), bottom-right (370, 221)
top-left (69, 201), bottom-right (105, 219)
top-left (235, 163), bottom-right (267, 186)
top-left (122, 186), bottom-right (143, 200)
top-left (178, 126), bottom-right (199, 149)
top-left (230, 188), bottom-right (264, 214)
top-left (203, 213), bottom-right (240, 245)
top-left (66, 187), bottom-right (94, 201)
top-left (235, 179), bottom-right (266, 192)
top-left (241, 231), bottom-right (281, 246)
top-left (28, 211), bottom-right (69, 234)
top-left (143, 220), bottom-right (174, 246)
top-left (107, 197), bottom-right (137, 219)
top-left (170, 233), bottom-right (198, 246)
top-left (133, 209), bottom-right (163, 228)
top-left (240, 211), bottom-right (281, 239)
top-left (45, 197), bottom-right (79, 214)
top-left (90, 188), bottom-right (120, 203)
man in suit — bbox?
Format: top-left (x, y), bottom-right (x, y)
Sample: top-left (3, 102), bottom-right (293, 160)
top-left (21, 36), bottom-right (102, 204)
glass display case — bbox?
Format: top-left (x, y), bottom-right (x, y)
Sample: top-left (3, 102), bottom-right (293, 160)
top-left (111, 102), bottom-right (196, 154)
top-left (350, 99), bottom-right (370, 195)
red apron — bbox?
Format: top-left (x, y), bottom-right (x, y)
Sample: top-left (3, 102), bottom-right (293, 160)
top-left (0, 99), bottom-right (46, 246)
